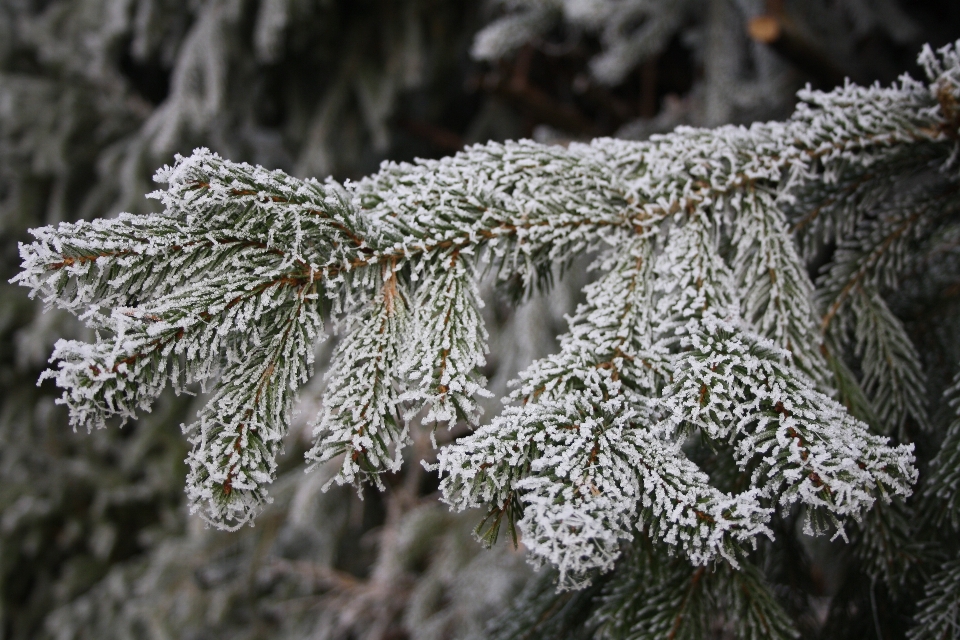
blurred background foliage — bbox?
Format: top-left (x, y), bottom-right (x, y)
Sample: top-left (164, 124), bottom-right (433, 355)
top-left (1, 0), bottom-right (958, 638)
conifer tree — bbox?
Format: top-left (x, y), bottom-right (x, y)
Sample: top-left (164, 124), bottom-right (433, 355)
top-left (15, 37), bottom-right (960, 639)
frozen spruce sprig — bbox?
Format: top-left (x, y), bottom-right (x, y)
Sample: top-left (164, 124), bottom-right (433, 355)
top-left (303, 264), bottom-right (413, 488)
top-left (436, 239), bottom-right (774, 589)
top-left (665, 318), bottom-right (916, 537)
top-left (14, 44), bottom-right (960, 586)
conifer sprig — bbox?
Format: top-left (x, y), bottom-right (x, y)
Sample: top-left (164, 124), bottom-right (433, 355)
top-left (590, 541), bottom-right (799, 640)
top-left (15, 41), bottom-right (960, 600)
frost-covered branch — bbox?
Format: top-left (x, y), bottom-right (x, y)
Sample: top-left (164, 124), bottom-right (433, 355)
top-left (16, 41), bottom-right (960, 590)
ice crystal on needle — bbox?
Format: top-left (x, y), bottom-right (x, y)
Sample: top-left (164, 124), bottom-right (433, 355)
top-left (17, 41), bottom-right (960, 593)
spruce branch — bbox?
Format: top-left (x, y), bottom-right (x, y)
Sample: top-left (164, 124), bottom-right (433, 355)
top-left (438, 240), bottom-right (771, 589)
top-left (848, 497), bottom-right (925, 597)
top-left (925, 372), bottom-right (960, 529)
top-left (849, 288), bottom-right (930, 434)
top-left (731, 189), bottom-right (826, 386)
top-left (184, 281), bottom-right (322, 528)
top-left (815, 182), bottom-right (960, 434)
top-left (399, 252), bottom-right (491, 427)
top-left (588, 538), bottom-right (798, 640)
top-left (666, 319), bottom-right (916, 537)
top-left (15, 42), bottom-right (960, 601)
top-left (305, 264), bottom-right (412, 488)
top-left (908, 557), bottom-right (960, 640)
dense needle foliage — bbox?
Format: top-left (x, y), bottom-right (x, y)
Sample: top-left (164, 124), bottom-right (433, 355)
top-left (14, 35), bottom-right (960, 637)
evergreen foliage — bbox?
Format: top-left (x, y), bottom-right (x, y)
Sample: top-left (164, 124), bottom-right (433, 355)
top-left (15, 35), bottom-right (960, 638)
top-left (0, 1), bottom-right (521, 637)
